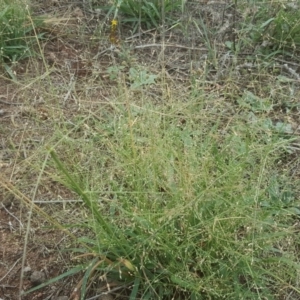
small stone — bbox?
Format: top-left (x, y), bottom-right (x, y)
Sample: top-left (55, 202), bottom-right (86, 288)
top-left (73, 7), bottom-right (84, 18)
top-left (30, 271), bottom-right (46, 285)
top-left (23, 266), bottom-right (32, 274)
top-left (97, 294), bottom-right (114, 300)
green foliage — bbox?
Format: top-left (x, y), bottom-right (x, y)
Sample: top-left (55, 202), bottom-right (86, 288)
top-left (28, 96), bottom-right (299, 299)
top-left (128, 67), bottom-right (157, 89)
top-left (97, 0), bottom-right (183, 32)
top-left (106, 65), bottom-right (125, 80)
top-left (236, 3), bottom-right (300, 57)
top-left (106, 65), bottom-right (157, 88)
top-left (237, 91), bottom-right (273, 112)
top-left (119, 0), bottom-right (181, 29)
top-left (271, 9), bottom-right (300, 51)
top-left (0, 0), bottom-right (43, 63)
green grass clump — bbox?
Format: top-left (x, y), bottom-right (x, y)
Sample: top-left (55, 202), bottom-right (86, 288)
top-left (271, 8), bottom-right (300, 52)
top-left (0, 0), bottom-right (43, 63)
top-left (26, 92), bottom-right (300, 299)
top-left (118, 0), bottom-right (182, 29)
top-left (237, 1), bottom-right (300, 57)
top-left (95, 0), bottom-right (183, 33)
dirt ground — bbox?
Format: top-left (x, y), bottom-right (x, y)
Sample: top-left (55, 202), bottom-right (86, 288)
top-left (0, 1), bottom-right (130, 298)
top-left (0, 103), bottom-right (80, 300)
top-left (0, 205), bottom-right (71, 300)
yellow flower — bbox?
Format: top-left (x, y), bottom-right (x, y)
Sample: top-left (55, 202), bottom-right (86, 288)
top-left (110, 18), bottom-right (119, 45)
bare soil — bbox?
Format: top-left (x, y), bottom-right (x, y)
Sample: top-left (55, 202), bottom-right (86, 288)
top-left (0, 1), bottom-right (123, 298)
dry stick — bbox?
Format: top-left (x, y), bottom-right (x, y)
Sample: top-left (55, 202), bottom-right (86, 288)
top-left (33, 199), bottom-right (83, 203)
top-left (232, 0), bottom-right (237, 52)
top-left (160, 0), bottom-right (167, 100)
top-left (1, 203), bottom-right (23, 229)
top-left (125, 28), bottom-right (155, 41)
top-left (18, 152), bottom-right (50, 300)
top-left (0, 257), bottom-right (22, 283)
top-left (138, 0), bottom-right (142, 43)
top-left (93, 43), bottom-right (206, 59)
top-left (160, 0), bottom-right (166, 67)
top-left (274, 57), bottom-right (300, 68)
top-left (0, 97), bottom-right (23, 106)
top-left (10, 123), bottom-right (27, 182)
top-left (85, 284), bottom-right (133, 300)
top-left (133, 43), bottom-right (205, 51)
top-left (63, 74), bottom-right (76, 105)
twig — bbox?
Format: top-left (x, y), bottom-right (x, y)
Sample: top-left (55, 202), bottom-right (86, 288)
top-left (92, 45), bottom-right (116, 60)
top-left (1, 203), bottom-right (23, 229)
top-left (33, 199), bottom-right (83, 203)
top-left (93, 43), bottom-right (206, 60)
top-left (0, 257), bottom-right (22, 283)
top-left (274, 58), bottom-right (300, 68)
top-left (125, 28), bottom-right (156, 41)
top-left (0, 97), bottom-right (22, 106)
top-left (283, 64), bottom-right (300, 81)
top-left (85, 283), bottom-right (133, 300)
top-left (133, 43), bottom-right (206, 51)
top-left (63, 74), bottom-right (76, 105)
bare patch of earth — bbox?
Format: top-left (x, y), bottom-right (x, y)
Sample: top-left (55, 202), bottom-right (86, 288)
top-left (0, 201), bottom-right (74, 300)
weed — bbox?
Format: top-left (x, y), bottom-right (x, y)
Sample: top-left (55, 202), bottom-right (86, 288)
top-left (237, 2), bottom-right (300, 58)
top-left (23, 96), bottom-right (300, 299)
top-left (271, 8), bottom-right (300, 52)
top-left (120, 0), bottom-right (182, 29)
top-left (128, 66), bottom-right (157, 89)
top-left (95, 0), bottom-right (184, 33)
top-left (0, 0), bottom-right (43, 64)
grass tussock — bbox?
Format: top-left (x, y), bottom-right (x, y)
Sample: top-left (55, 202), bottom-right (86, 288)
top-left (26, 90), bottom-right (299, 299)
top-left (1, 0), bottom-right (300, 299)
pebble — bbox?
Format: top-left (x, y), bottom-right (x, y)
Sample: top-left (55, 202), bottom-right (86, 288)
top-left (30, 271), bottom-right (46, 285)
top-left (54, 297), bottom-right (69, 300)
top-left (97, 294), bottom-right (114, 300)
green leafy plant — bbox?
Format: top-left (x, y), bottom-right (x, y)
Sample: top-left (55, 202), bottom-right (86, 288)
top-left (98, 0), bottom-right (184, 32)
top-left (107, 65), bottom-right (157, 88)
top-left (270, 8), bottom-right (300, 52)
top-left (23, 98), bottom-right (300, 299)
top-left (0, 0), bottom-right (43, 63)
top-left (106, 65), bottom-right (125, 80)
top-left (128, 67), bottom-right (157, 89)
top-left (237, 91), bottom-right (273, 112)
top-left (119, 0), bottom-right (179, 29)
top-left (236, 2), bottom-right (300, 57)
